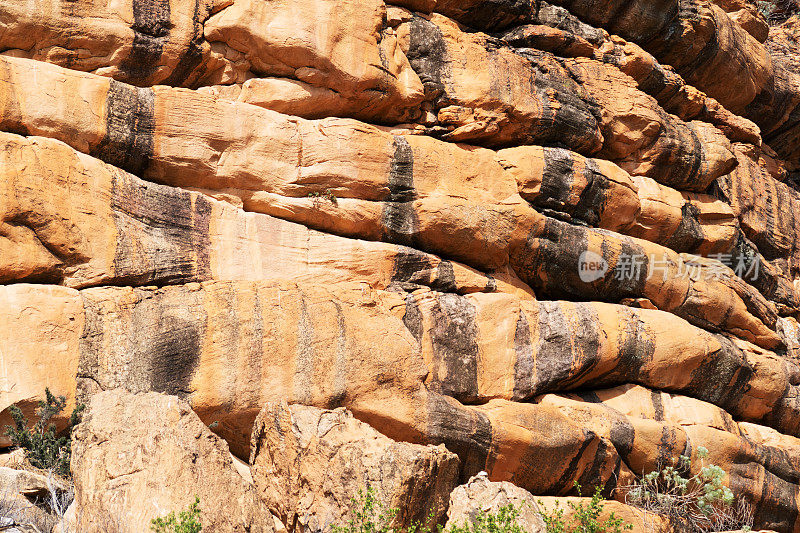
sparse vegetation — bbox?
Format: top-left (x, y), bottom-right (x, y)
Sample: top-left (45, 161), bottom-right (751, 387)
top-left (621, 447), bottom-right (753, 532)
top-left (307, 188), bottom-right (339, 205)
top-left (4, 388), bottom-right (84, 478)
top-left (444, 504), bottom-right (525, 533)
top-left (539, 483), bottom-right (632, 533)
top-left (758, 0), bottom-right (799, 24)
top-left (151, 496), bottom-right (203, 533)
top-left (332, 487), bottom-right (437, 533)
top-left (335, 484), bottom-right (630, 533)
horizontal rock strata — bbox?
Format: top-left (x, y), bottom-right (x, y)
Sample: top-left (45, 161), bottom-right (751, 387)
top-left (3, 1), bottom-right (800, 531)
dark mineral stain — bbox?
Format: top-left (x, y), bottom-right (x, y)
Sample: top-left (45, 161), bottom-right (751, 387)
top-left (686, 334), bottom-right (754, 411)
top-left (534, 302), bottom-right (602, 394)
top-left (426, 394), bottom-right (492, 482)
top-left (512, 310), bottom-right (535, 401)
top-left (162, 0), bottom-right (206, 87)
top-left (382, 137), bottom-right (419, 247)
top-left (92, 81), bottom-right (155, 176)
top-left (664, 202), bottom-right (706, 253)
top-left (119, 0), bottom-right (171, 82)
top-left (402, 293), bottom-right (424, 344)
top-left (110, 170), bottom-right (210, 285)
top-left (407, 15), bottom-right (449, 99)
top-left (609, 418), bottom-right (635, 459)
top-left (430, 294), bottom-right (480, 403)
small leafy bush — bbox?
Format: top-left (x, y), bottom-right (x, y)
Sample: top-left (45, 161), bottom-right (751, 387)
top-left (332, 487), bottom-right (436, 533)
top-left (758, 0), bottom-right (799, 24)
top-left (539, 483), bottom-right (632, 533)
top-left (4, 388), bottom-right (84, 478)
top-left (151, 496), bottom-right (202, 533)
top-left (623, 447), bottom-right (753, 532)
top-left (307, 189), bottom-right (339, 205)
top-left (446, 504), bottom-right (525, 533)
top-left (335, 484), bottom-right (628, 533)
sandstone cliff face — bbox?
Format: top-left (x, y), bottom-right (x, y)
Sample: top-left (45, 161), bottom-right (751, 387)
top-left (2, 1), bottom-right (800, 531)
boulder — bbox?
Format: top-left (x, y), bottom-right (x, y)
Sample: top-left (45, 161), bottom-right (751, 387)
top-left (70, 389), bottom-right (280, 532)
top-left (249, 402), bottom-right (460, 533)
top-left (0, 467), bottom-right (66, 533)
top-left (444, 475), bottom-right (545, 533)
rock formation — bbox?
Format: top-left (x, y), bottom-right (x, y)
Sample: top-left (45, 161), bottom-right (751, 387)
top-left (2, 0), bottom-right (800, 531)
top-left (445, 475), bottom-right (546, 533)
top-left (250, 402), bottom-right (459, 532)
top-left (70, 389), bottom-right (280, 533)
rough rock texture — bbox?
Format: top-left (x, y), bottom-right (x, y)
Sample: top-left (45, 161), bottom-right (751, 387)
top-left (3, 0), bottom-right (800, 531)
top-left (444, 475), bottom-right (545, 533)
top-left (71, 389), bottom-right (279, 533)
top-left (250, 402), bottom-right (459, 532)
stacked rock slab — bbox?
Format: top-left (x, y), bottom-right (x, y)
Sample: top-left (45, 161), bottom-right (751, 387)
top-left (2, 0), bottom-right (800, 531)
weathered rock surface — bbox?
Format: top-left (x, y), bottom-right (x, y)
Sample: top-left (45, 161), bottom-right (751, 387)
top-left (3, 0), bottom-right (800, 530)
top-left (250, 402), bottom-right (459, 532)
top-left (0, 60), bottom-right (781, 349)
top-left (444, 475), bottom-right (545, 533)
top-left (71, 389), bottom-right (279, 532)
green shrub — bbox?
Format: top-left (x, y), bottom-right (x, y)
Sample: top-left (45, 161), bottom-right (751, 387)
top-left (151, 496), bottom-right (202, 533)
top-left (332, 487), bottom-right (398, 533)
top-left (4, 388), bottom-right (84, 478)
top-left (332, 486), bottom-right (439, 533)
top-left (758, 0), bottom-right (800, 24)
top-left (335, 484), bottom-right (628, 533)
top-left (446, 504), bottom-right (525, 533)
top-left (539, 483), bottom-right (632, 533)
top-left (623, 447), bottom-right (753, 532)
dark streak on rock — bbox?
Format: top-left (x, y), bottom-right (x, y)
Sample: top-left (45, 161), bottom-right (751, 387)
top-left (295, 294), bottom-right (315, 405)
top-left (407, 15), bottom-right (449, 101)
top-left (650, 390), bottom-right (665, 421)
top-left (512, 310), bottom-right (535, 401)
top-left (119, 0), bottom-right (171, 82)
top-left (426, 394), bottom-right (492, 482)
top-left (402, 293), bottom-right (424, 345)
top-left (686, 334), bottom-right (755, 413)
top-left (664, 202), bottom-right (706, 253)
top-left (533, 302), bottom-right (601, 395)
top-left (162, 0), bottom-right (206, 87)
top-left (548, 431), bottom-right (595, 494)
top-left (110, 169), bottom-right (209, 285)
top-left (382, 137), bottom-right (419, 247)
top-left (430, 294), bottom-right (480, 403)
top-left (616, 308), bottom-right (655, 381)
top-left (609, 418), bottom-right (635, 459)
top-left (92, 81), bottom-right (155, 177)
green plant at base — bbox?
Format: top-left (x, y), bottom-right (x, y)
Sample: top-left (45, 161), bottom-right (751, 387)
top-left (307, 189), bottom-right (339, 205)
top-left (4, 388), bottom-right (85, 478)
top-left (332, 487), bottom-right (398, 533)
top-left (446, 504), bottom-right (525, 533)
top-left (332, 486), bottom-right (525, 533)
top-left (151, 496), bottom-right (202, 533)
top-left (539, 483), bottom-right (632, 533)
top-left (623, 447), bottom-right (752, 532)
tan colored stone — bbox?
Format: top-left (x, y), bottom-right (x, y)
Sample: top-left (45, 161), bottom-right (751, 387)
top-left (445, 475), bottom-right (545, 533)
top-left (563, 57), bottom-right (737, 191)
top-left (0, 132), bottom-right (506, 296)
top-left (71, 389), bottom-right (278, 533)
top-left (250, 402), bottom-right (459, 532)
top-left (0, 60), bottom-right (779, 345)
top-left (397, 13), bottom-right (604, 153)
top-left (202, 0), bottom-right (425, 123)
top-left (0, 0), bottom-right (228, 87)
top-left (0, 284), bottom-right (83, 447)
